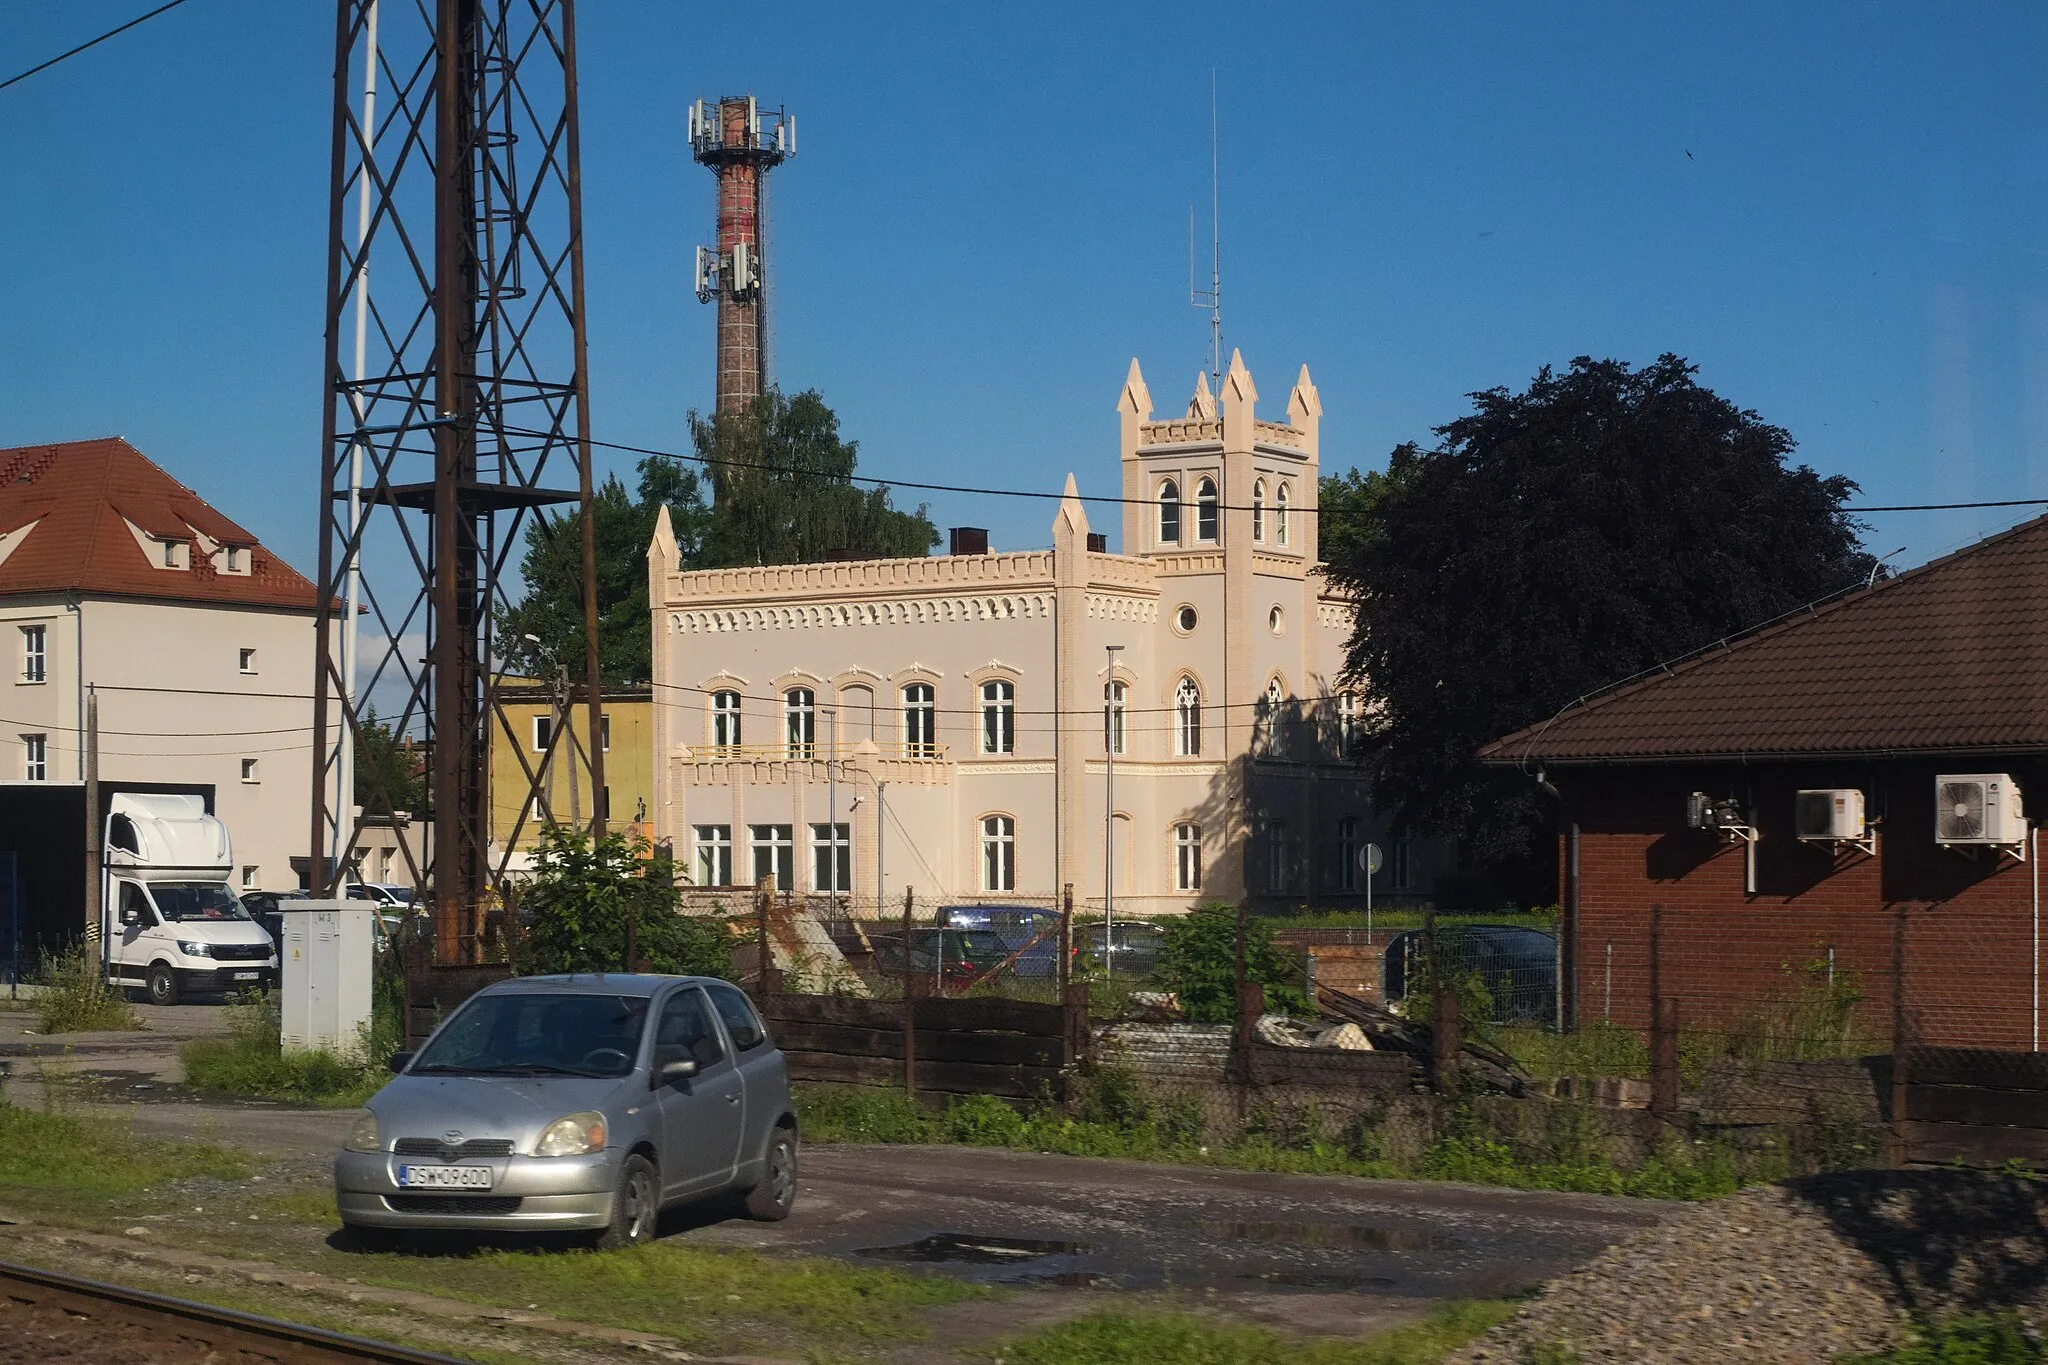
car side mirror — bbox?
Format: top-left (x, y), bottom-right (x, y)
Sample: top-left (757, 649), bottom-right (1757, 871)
top-left (118, 906), bottom-right (140, 927)
top-left (386, 1051), bottom-right (414, 1074)
top-left (658, 1057), bottom-right (698, 1085)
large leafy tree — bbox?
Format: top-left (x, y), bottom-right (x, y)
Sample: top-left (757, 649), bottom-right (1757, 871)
top-left (354, 708), bottom-right (426, 815)
top-left (1325, 354), bottom-right (1870, 899)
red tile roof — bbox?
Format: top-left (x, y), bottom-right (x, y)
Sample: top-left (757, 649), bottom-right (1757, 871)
top-left (0, 438), bottom-right (317, 611)
top-left (1481, 514), bottom-right (2048, 765)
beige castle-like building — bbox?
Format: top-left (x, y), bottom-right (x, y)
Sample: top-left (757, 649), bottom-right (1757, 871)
top-left (648, 352), bottom-right (1440, 914)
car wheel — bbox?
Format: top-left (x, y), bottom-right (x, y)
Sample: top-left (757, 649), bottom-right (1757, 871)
top-left (146, 964), bottom-right (180, 1007)
top-left (743, 1128), bottom-right (798, 1222)
top-left (596, 1152), bottom-right (659, 1250)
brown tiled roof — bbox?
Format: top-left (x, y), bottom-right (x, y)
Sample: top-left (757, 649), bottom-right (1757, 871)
top-left (1480, 514), bottom-right (2048, 765)
top-left (0, 438), bottom-right (317, 611)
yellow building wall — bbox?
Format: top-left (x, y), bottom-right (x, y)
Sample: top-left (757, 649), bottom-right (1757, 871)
top-left (489, 691), bottom-right (654, 853)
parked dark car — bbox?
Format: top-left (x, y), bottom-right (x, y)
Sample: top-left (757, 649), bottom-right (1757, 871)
top-left (238, 889), bottom-right (307, 948)
top-left (1081, 921), bottom-right (1165, 977)
top-left (938, 905), bottom-right (1066, 977)
top-left (1382, 925), bottom-right (1557, 1025)
top-left (868, 928), bottom-right (1010, 987)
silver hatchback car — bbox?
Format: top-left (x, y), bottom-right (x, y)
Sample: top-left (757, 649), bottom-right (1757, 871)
top-left (334, 974), bottom-right (796, 1247)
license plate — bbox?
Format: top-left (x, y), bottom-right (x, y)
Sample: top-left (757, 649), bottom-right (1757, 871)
top-left (233, 971), bottom-right (261, 981)
top-left (397, 1165), bottom-right (494, 1190)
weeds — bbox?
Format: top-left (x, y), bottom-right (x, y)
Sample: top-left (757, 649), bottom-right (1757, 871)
top-left (988, 1299), bottom-right (1518, 1364)
top-left (181, 987), bottom-right (401, 1107)
top-left (35, 940), bottom-right (139, 1034)
top-left (0, 1096), bottom-right (251, 1194)
top-left (1841, 1312), bottom-right (2046, 1363)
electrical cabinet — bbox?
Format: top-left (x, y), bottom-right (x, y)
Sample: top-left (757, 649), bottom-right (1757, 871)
top-left (280, 900), bottom-right (376, 1059)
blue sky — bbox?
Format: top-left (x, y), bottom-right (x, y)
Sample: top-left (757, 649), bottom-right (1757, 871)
top-left (4, 2), bottom-right (2048, 576)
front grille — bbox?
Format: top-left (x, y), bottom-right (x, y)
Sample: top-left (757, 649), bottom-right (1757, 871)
top-left (393, 1138), bottom-right (516, 1160)
top-left (211, 943), bottom-right (273, 962)
top-left (384, 1195), bottom-right (522, 1215)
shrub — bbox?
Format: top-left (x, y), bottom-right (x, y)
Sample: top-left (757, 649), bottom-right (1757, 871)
top-left (1154, 903), bottom-right (1309, 1023)
top-left (36, 941), bottom-right (139, 1034)
top-left (521, 827), bottom-right (730, 978)
top-left (942, 1093), bottom-right (1027, 1146)
top-left (1842, 1312), bottom-right (2046, 1364)
top-left (180, 989), bottom-right (394, 1107)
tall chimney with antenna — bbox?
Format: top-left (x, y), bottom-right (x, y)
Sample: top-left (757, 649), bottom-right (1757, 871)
top-left (689, 95), bottom-right (795, 415)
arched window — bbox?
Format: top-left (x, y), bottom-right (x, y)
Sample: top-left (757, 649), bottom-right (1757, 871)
top-left (980, 814), bottom-right (1016, 892)
top-left (1174, 677), bottom-right (1202, 757)
top-left (902, 683), bottom-right (936, 756)
top-left (1337, 691), bottom-right (1359, 758)
top-left (1259, 677), bottom-right (1288, 757)
top-left (1251, 479), bottom-right (1266, 542)
top-left (980, 679), bottom-right (1015, 754)
top-left (1195, 476), bottom-right (1219, 542)
top-left (711, 690), bottom-right (741, 750)
top-left (1157, 479), bottom-right (1181, 545)
top-left (1337, 816), bottom-right (1359, 892)
top-left (1103, 680), bottom-right (1127, 755)
top-left (1174, 823), bottom-right (1203, 892)
top-left (784, 688), bottom-right (815, 758)
top-left (1275, 483), bottom-right (1291, 546)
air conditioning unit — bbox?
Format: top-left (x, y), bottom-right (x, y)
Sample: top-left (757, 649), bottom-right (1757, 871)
top-left (1796, 789), bottom-right (1866, 842)
top-left (1935, 774), bottom-right (2027, 850)
top-left (1686, 792), bottom-right (1746, 832)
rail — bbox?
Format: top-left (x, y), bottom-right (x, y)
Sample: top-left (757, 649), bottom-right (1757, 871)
top-left (681, 741), bottom-right (951, 762)
top-left (0, 1257), bottom-right (474, 1364)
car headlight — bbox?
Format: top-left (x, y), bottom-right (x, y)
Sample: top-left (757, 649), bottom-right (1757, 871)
top-left (343, 1109), bottom-right (381, 1153)
top-left (534, 1111), bottom-right (606, 1157)
top-left (177, 941), bottom-right (213, 958)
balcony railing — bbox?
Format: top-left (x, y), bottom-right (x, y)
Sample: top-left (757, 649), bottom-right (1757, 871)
top-left (686, 741), bottom-right (951, 763)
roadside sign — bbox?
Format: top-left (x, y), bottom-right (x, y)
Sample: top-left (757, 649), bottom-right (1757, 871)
top-left (1361, 842), bottom-right (1383, 874)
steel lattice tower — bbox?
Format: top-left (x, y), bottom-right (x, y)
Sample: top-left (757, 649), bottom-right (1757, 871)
top-left (310, 0), bottom-right (606, 963)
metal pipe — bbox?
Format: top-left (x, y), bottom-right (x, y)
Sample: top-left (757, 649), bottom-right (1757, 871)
top-left (335, 0), bottom-right (379, 874)
top-left (1103, 644), bottom-right (1123, 977)
top-left (2033, 825), bottom-right (2039, 1051)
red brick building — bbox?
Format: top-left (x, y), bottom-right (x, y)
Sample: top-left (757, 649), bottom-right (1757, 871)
top-left (1481, 516), bottom-right (2048, 1050)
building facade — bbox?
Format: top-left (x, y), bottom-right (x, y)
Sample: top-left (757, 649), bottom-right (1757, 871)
top-left (488, 684), bottom-right (656, 869)
top-left (650, 353), bottom-right (1437, 913)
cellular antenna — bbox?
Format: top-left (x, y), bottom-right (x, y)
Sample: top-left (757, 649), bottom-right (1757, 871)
top-left (1188, 70), bottom-right (1222, 386)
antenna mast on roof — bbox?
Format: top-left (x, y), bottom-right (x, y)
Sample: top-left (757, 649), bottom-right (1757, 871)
top-left (1189, 70), bottom-right (1222, 387)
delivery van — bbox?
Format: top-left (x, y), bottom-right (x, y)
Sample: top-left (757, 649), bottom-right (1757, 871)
top-left (101, 793), bottom-right (277, 1006)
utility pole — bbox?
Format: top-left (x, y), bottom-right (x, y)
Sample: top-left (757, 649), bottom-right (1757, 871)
top-left (1103, 644), bottom-right (1123, 977)
top-left (83, 685), bottom-right (99, 948)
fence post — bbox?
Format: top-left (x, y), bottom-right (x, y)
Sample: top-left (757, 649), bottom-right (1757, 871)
top-left (755, 878), bottom-right (783, 996)
top-left (902, 885), bottom-right (918, 1101)
top-left (1432, 985), bottom-right (1461, 1096)
top-left (1650, 996), bottom-right (1680, 1121)
top-left (1059, 882), bottom-right (1073, 993)
top-left (1891, 901), bottom-right (1910, 1168)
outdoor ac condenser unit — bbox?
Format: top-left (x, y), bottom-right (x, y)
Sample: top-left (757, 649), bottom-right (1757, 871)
top-left (1934, 774), bottom-right (2026, 848)
top-left (1795, 789), bottom-right (1866, 842)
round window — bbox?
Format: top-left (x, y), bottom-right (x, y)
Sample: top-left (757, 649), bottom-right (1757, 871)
top-left (1175, 605), bottom-right (1198, 634)
top-left (1268, 606), bottom-right (1285, 636)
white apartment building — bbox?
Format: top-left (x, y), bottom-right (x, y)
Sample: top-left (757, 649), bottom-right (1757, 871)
top-left (650, 354), bottom-right (1447, 914)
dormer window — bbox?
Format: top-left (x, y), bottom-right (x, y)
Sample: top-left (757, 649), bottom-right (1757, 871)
top-left (225, 547), bottom-right (241, 572)
top-left (162, 539), bottom-right (179, 568)
top-left (1195, 477), bottom-right (1219, 542)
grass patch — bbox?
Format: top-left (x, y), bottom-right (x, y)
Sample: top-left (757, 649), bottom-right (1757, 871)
top-left (181, 990), bottom-right (392, 1108)
top-left (0, 1098), bottom-right (252, 1195)
top-left (990, 1300), bottom-right (1518, 1364)
top-left (35, 941), bottom-right (139, 1034)
top-left (344, 1240), bottom-right (989, 1352)
top-left (1842, 1312), bottom-right (2047, 1363)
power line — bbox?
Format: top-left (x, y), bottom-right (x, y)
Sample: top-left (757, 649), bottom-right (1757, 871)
top-left (0, 0), bottom-right (195, 94)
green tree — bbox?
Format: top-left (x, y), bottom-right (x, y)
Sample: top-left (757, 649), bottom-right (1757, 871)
top-left (354, 708), bottom-right (425, 815)
top-left (519, 826), bottom-right (731, 978)
top-left (693, 388), bottom-right (937, 568)
top-left (1323, 354), bottom-right (1870, 899)
top-left (1156, 904), bottom-right (1310, 1024)
top-left (498, 459), bottom-right (710, 686)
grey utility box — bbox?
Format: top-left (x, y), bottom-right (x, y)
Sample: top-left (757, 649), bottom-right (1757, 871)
top-left (279, 900), bottom-right (376, 1058)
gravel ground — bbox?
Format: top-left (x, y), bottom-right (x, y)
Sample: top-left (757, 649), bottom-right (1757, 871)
top-left (1449, 1170), bottom-right (2048, 1363)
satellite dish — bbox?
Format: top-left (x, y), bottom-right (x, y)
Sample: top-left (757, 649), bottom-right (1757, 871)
top-left (1360, 842), bottom-right (1383, 874)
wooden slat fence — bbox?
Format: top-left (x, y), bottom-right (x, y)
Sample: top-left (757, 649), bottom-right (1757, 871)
top-left (753, 987), bottom-right (1090, 1101)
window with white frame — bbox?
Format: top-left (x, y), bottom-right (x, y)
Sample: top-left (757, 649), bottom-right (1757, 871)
top-left (750, 824), bottom-right (794, 891)
top-left (1103, 680), bottom-right (1126, 755)
top-left (980, 814), bottom-right (1016, 892)
top-left (1174, 677), bottom-right (1202, 756)
top-left (784, 689), bottom-right (815, 758)
top-left (241, 865), bottom-right (258, 890)
top-left (1337, 816), bottom-right (1359, 893)
top-left (241, 758), bottom-right (259, 783)
top-left (22, 734), bottom-right (46, 782)
top-left (902, 683), bottom-right (936, 756)
top-left (162, 539), bottom-right (179, 568)
top-left (600, 714), bottom-right (612, 751)
top-left (1259, 678), bottom-right (1288, 757)
top-left (811, 822), bottom-right (851, 893)
top-left (694, 825), bottom-right (733, 886)
top-left (1195, 476), bottom-right (1219, 542)
top-left (532, 714), bottom-right (553, 752)
top-left (1251, 479), bottom-right (1266, 542)
top-left (711, 690), bottom-right (741, 749)
top-left (225, 546), bottom-right (241, 572)
top-left (238, 647), bottom-right (256, 674)
top-left (21, 625), bottom-right (45, 684)
top-left (1337, 691), bottom-right (1360, 757)
top-left (1174, 822), bottom-right (1203, 892)
top-left (1276, 483), bottom-right (1291, 546)
top-left (1157, 478), bottom-right (1181, 545)
top-left (980, 679), bottom-right (1015, 754)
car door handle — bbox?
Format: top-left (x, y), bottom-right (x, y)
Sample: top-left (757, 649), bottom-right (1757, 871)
top-left (724, 1093), bottom-right (740, 1104)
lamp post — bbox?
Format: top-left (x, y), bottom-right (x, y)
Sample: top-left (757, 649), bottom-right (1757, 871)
top-left (1104, 643), bottom-right (1124, 978)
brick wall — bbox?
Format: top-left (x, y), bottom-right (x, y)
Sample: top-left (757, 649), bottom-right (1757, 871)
top-left (1557, 758), bottom-right (2048, 1049)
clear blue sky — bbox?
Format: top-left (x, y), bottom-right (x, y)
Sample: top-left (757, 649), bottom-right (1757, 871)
top-left (5, 1), bottom-right (2048, 578)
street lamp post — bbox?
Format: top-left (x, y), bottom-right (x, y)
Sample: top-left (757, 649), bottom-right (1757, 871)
top-left (1104, 643), bottom-right (1124, 978)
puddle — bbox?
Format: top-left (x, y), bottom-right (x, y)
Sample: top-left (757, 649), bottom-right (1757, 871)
top-left (1009, 1270), bottom-right (1113, 1288)
top-left (1198, 1219), bottom-right (1454, 1251)
top-left (856, 1232), bottom-right (1092, 1264)
top-left (1240, 1269), bottom-right (1399, 1290)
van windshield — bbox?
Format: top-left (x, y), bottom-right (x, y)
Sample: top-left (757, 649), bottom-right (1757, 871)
top-left (148, 883), bottom-right (250, 923)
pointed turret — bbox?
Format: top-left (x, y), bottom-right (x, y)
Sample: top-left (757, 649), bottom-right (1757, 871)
top-left (1221, 348), bottom-right (1257, 451)
top-left (1286, 363), bottom-right (1321, 457)
top-left (1052, 471), bottom-right (1090, 544)
top-left (1186, 372), bottom-right (1217, 420)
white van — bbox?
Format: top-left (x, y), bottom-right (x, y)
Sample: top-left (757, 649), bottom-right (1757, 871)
top-left (101, 793), bottom-right (278, 1006)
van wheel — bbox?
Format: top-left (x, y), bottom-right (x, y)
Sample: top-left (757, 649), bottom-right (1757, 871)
top-left (146, 964), bottom-right (180, 1007)
top-left (743, 1128), bottom-right (797, 1221)
top-left (595, 1153), bottom-right (659, 1250)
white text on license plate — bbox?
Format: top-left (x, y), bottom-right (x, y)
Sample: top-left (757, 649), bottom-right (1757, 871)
top-left (397, 1165), bottom-right (494, 1190)
top-left (233, 971), bottom-right (260, 981)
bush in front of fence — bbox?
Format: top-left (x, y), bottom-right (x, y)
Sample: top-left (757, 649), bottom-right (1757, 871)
top-left (520, 827), bottom-right (731, 978)
top-left (1157, 904), bottom-right (1309, 1023)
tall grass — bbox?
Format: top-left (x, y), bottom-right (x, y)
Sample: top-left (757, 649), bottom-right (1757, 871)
top-left (992, 1300), bottom-right (1519, 1365)
top-left (36, 940), bottom-right (139, 1034)
top-left (181, 983), bottom-right (402, 1107)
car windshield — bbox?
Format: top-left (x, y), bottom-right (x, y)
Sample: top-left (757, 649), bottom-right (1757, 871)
top-left (149, 883), bottom-right (250, 923)
top-left (412, 992), bottom-right (648, 1078)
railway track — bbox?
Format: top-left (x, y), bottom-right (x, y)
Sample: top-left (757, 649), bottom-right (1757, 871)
top-left (0, 1257), bottom-right (477, 1364)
